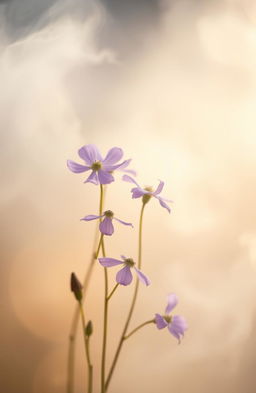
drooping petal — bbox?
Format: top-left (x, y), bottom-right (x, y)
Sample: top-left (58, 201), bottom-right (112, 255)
top-left (122, 174), bottom-right (140, 187)
top-left (84, 171), bottom-right (99, 185)
top-left (155, 313), bottom-right (168, 329)
top-left (122, 168), bottom-right (137, 176)
top-left (97, 169), bottom-right (114, 185)
top-left (113, 217), bottom-right (133, 228)
top-left (131, 187), bottom-right (149, 199)
top-left (81, 214), bottom-right (103, 221)
top-left (134, 267), bottom-right (151, 286)
top-left (116, 265), bottom-right (133, 286)
top-left (168, 316), bottom-right (187, 342)
top-left (117, 159), bottom-right (137, 176)
top-left (67, 160), bottom-right (90, 173)
top-left (99, 217), bottom-right (114, 236)
top-left (156, 196), bottom-right (171, 213)
top-left (120, 255), bottom-right (127, 261)
top-left (104, 159), bottom-right (131, 172)
top-left (153, 180), bottom-right (164, 196)
top-left (102, 147), bottom-right (123, 165)
top-left (78, 144), bottom-right (102, 165)
top-left (165, 293), bottom-right (178, 314)
top-left (168, 324), bottom-right (182, 341)
top-left (98, 258), bottom-right (123, 267)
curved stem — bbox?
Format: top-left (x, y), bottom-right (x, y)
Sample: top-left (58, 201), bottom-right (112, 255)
top-left (124, 319), bottom-right (155, 340)
top-left (105, 203), bottom-right (146, 391)
top-left (107, 283), bottom-right (119, 301)
top-left (79, 302), bottom-right (93, 393)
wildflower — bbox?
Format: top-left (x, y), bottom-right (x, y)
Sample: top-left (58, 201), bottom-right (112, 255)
top-left (98, 255), bottom-right (151, 286)
top-left (122, 175), bottom-right (172, 212)
top-left (81, 210), bottom-right (133, 236)
top-left (155, 293), bottom-right (187, 343)
top-left (67, 144), bottom-right (130, 185)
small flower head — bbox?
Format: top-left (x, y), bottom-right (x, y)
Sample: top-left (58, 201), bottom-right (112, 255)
top-left (98, 255), bottom-right (151, 286)
top-left (123, 175), bottom-right (172, 213)
top-left (67, 144), bottom-right (131, 185)
top-left (81, 211), bottom-right (133, 236)
top-left (155, 293), bottom-right (188, 343)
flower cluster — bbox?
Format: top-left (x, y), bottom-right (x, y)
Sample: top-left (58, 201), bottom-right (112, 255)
top-left (67, 144), bottom-right (188, 393)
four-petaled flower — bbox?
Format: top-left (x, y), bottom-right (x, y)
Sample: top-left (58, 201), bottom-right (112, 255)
top-left (81, 210), bottom-right (133, 236)
top-left (122, 175), bottom-right (172, 213)
top-left (67, 144), bottom-right (131, 185)
top-left (155, 293), bottom-right (188, 343)
top-left (99, 255), bottom-right (151, 286)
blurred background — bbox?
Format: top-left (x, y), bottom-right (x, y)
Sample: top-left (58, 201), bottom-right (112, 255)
top-left (1, 0), bottom-right (256, 392)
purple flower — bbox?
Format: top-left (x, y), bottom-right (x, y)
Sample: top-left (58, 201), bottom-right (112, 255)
top-left (122, 175), bottom-right (172, 213)
top-left (67, 144), bottom-right (130, 185)
top-left (155, 293), bottom-right (188, 343)
top-left (81, 210), bottom-right (133, 236)
top-left (98, 255), bottom-right (151, 286)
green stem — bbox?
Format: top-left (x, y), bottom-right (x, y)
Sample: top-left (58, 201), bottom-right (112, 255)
top-left (107, 283), bottom-right (119, 301)
top-left (67, 185), bottom-right (106, 393)
top-left (105, 203), bottom-right (146, 391)
top-left (124, 320), bottom-right (155, 340)
top-left (79, 302), bottom-right (93, 393)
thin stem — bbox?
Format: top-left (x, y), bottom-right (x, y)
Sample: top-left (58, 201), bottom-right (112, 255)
top-left (79, 302), bottom-right (93, 393)
top-left (105, 203), bottom-right (146, 391)
top-left (107, 283), bottom-right (119, 301)
top-left (124, 320), bottom-right (155, 340)
top-left (67, 185), bottom-right (106, 393)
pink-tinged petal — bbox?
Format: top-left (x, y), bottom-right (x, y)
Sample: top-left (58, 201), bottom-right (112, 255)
top-left (113, 217), bottom-right (133, 228)
top-left (104, 159), bottom-right (131, 172)
top-left (98, 169), bottom-right (114, 184)
top-left (99, 217), bottom-right (114, 236)
top-left (102, 147), bottom-right (123, 165)
top-left (155, 313), bottom-right (168, 329)
top-left (172, 315), bottom-right (188, 332)
top-left (165, 293), bottom-right (178, 314)
top-left (131, 187), bottom-right (148, 199)
top-left (81, 214), bottom-right (103, 221)
top-left (134, 267), bottom-right (151, 286)
top-left (116, 265), bottom-right (133, 286)
top-left (99, 258), bottom-right (123, 267)
top-left (120, 255), bottom-right (127, 261)
top-left (168, 324), bottom-right (182, 341)
top-left (67, 160), bottom-right (90, 173)
top-left (116, 158), bottom-right (131, 170)
top-left (78, 144), bottom-right (102, 165)
top-left (122, 174), bottom-right (140, 187)
top-left (122, 168), bottom-right (137, 176)
top-left (153, 180), bottom-right (164, 196)
top-left (84, 171), bottom-right (99, 185)
top-left (156, 196), bottom-right (171, 213)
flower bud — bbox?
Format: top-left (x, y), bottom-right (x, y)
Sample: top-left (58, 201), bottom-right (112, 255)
top-left (85, 320), bottom-right (93, 337)
top-left (70, 272), bottom-right (83, 301)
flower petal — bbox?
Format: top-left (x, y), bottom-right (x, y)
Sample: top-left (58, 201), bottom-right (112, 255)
top-left (172, 315), bottom-right (188, 332)
top-left (113, 217), bottom-right (133, 228)
top-left (116, 265), bottom-right (133, 286)
top-left (165, 293), bottom-right (178, 314)
top-left (168, 324), bottom-right (182, 341)
top-left (155, 313), bottom-right (168, 329)
top-left (156, 196), bottom-right (171, 213)
top-left (98, 258), bottom-right (123, 267)
top-left (98, 169), bottom-right (114, 185)
top-left (131, 187), bottom-right (148, 198)
top-left (81, 214), bottom-right (103, 221)
top-left (134, 267), bottom-right (151, 286)
top-left (104, 159), bottom-right (131, 172)
top-left (78, 144), bottom-right (102, 165)
top-left (84, 171), bottom-right (99, 185)
top-left (67, 160), bottom-right (90, 173)
top-left (153, 180), bottom-right (164, 196)
top-left (122, 174), bottom-right (140, 187)
top-left (120, 255), bottom-right (127, 261)
top-left (99, 217), bottom-right (114, 236)
top-left (103, 147), bottom-right (123, 165)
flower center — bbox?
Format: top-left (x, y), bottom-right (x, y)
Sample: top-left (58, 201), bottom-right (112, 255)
top-left (124, 258), bottom-right (135, 267)
top-left (104, 210), bottom-right (114, 218)
top-left (91, 161), bottom-right (102, 171)
top-left (163, 315), bottom-right (172, 324)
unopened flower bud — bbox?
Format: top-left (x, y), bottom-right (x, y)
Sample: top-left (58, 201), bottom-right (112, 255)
top-left (85, 320), bottom-right (93, 337)
top-left (70, 272), bottom-right (83, 301)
